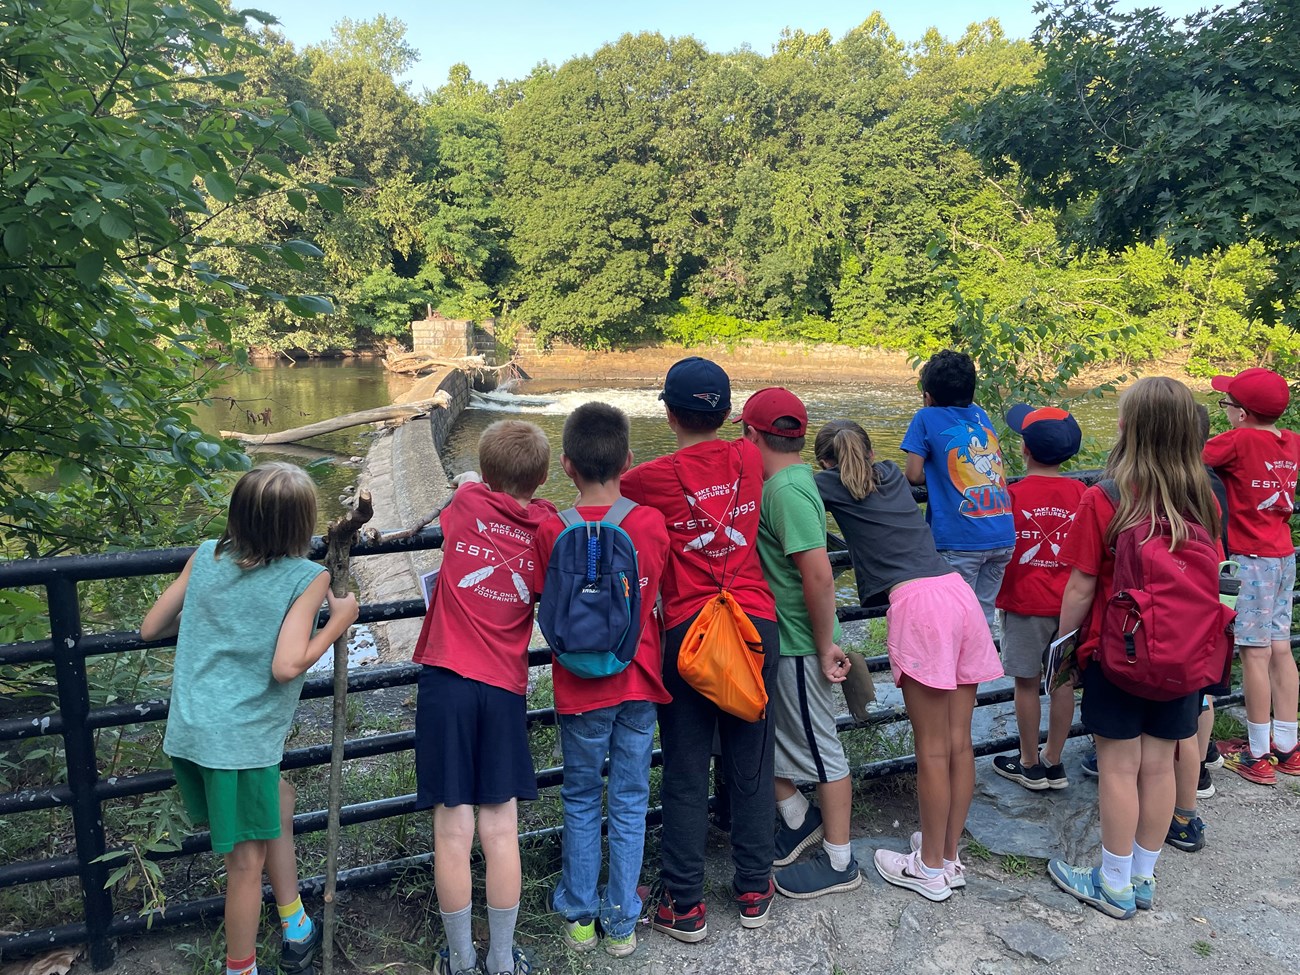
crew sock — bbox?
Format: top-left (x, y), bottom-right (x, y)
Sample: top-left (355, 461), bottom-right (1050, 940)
top-left (440, 904), bottom-right (476, 974)
top-left (1131, 842), bottom-right (1160, 880)
top-left (1173, 806), bottom-right (1195, 827)
top-left (1274, 719), bottom-right (1298, 753)
top-left (1100, 847), bottom-right (1132, 891)
top-left (277, 896), bottom-right (311, 942)
top-left (777, 791), bottom-right (810, 829)
top-left (486, 902), bottom-right (520, 974)
top-left (226, 954), bottom-right (257, 975)
top-left (1248, 720), bottom-right (1271, 758)
top-left (823, 839), bottom-right (852, 872)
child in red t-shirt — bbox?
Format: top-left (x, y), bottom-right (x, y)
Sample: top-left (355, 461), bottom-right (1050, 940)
top-left (530, 403), bottom-right (670, 959)
top-left (1203, 367), bottom-right (1300, 782)
top-left (620, 356), bottom-right (779, 940)
top-left (992, 405), bottom-right (1086, 792)
top-left (411, 420), bottom-right (555, 975)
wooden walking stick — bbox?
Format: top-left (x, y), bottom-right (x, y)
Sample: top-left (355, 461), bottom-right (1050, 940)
top-left (321, 490), bottom-right (373, 975)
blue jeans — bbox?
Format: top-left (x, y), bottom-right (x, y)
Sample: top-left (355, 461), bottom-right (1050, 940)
top-left (940, 546), bottom-right (1013, 628)
top-left (553, 700), bottom-right (657, 938)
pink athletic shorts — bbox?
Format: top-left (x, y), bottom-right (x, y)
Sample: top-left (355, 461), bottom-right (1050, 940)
top-left (885, 573), bottom-right (1003, 690)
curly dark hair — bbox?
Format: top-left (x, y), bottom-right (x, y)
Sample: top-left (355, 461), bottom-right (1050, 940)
top-left (919, 349), bottom-right (977, 407)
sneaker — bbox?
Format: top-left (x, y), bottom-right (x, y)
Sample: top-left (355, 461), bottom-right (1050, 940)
top-left (1204, 739), bottom-right (1224, 770)
top-left (1165, 815), bottom-right (1206, 852)
top-left (1197, 765), bottom-right (1216, 799)
top-left (1274, 743), bottom-right (1300, 776)
top-left (1043, 761), bottom-right (1069, 790)
top-left (561, 919), bottom-right (597, 953)
top-left (279, 918), bottom-right (322, 974)
top-left (1046, 860), bottom-right (1135, 919)
top-left (432, 947), bottom-right (481, 975)
top-left (1133, 874), bottom-right (1156, 911)
top-left (603, 930), bottom-right (636, 959)
top-left (774, 849), bottom-right (863, 899)
top-left (992, 755), bottom-right (1049, 791)
top-left (773, 804), bottom-right (825, 866)
top-left (489, 947), bottom-right (531, 975)
top-left (1081, 749), bottom-right (1099, 778)
top-left (874, 848), bottom-right (951, 902)
top-left (1219, 738), bottom-right (1277, 785)
top-left (909, 832), bottom-right (965, 889)
top-left (734, 878), bottom-right (775, 929)
top-left (651, 892), bottom-right (707, 943)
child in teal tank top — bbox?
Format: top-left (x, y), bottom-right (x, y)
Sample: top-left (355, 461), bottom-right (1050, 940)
top-left (141, 463), bottom-right (358, 975)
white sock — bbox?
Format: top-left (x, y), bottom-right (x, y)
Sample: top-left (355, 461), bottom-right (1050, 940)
top-left (823, 839), bottom-right (852, 872)
top-left (944, 856), bottom-right (960, 869)
top-left (1131, 842), bottom-right (1160, 879)
top-left (1100, 847), bottom-right (1132, 891)
top-left (912, 851), bottom-right (943, 879)
top-left (1274, 720), bottom-right (1298, 753)
top-left (777, 791), bottom-right (809, 829)
top-left (1248, 720), bottom-right (1271, 757)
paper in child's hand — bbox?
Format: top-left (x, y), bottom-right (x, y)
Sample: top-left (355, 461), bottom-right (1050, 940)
top-left (1046, 628), bottom-right (1081, 692)
top-left (419, 569), bottom-right (440, 609)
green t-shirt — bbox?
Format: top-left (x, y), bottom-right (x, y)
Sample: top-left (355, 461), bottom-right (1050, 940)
top-left (757, 463), bottom-right (842, 656)
top-left (163, 540), bottom-right (325, 769)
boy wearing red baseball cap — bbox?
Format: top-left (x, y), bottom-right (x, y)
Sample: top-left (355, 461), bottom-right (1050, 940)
top-left (991, 405), bottom-right (1085, 793)
top-left (741, 388), bottom-right (862, 901)
top-left (1204, 367), bottom-right (1300, 782)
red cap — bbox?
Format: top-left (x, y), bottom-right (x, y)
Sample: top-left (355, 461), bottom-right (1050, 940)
top-left (735, 387), bottom-right (808, 436)
top-left (1211, 367), bottom-right (1290, 419)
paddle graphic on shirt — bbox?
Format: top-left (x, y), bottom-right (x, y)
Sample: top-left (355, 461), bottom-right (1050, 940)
top-left (682, 483), bottom-right (747, 553)
top-left (455, 519), bottom-right (533, 604)
top-left (1017, 509), bottom-right (1075, 564)
top-left (1257, 459), bottom-right (1297, 513)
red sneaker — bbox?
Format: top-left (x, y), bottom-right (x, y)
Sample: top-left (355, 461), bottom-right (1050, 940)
top-left (1218, 738), bottom-right (1277, 785)
top-left (734, 878), bottom-right (775, 929)
top-left (651, 891), bottom-right (707, 943)
top-left (1273, 742), bottom-right (1300, 776)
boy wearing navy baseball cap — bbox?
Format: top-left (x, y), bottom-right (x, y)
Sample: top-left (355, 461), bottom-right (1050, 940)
top-left (992, 405), bottom-right (1086, 793)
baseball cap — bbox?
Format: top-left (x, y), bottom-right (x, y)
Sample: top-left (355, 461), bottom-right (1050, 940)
top-left (659, 356), bottom-right (731, 413)
top-left (1005, 404), bottom-right (1082, 465)
top-left (1210, 367), bottom-right (1289, 419)
top-left (735, 387), bottom-right (808, 436)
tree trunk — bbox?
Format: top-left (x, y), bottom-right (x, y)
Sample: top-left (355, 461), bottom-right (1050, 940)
top-left (219, 399), bottom-right (448, 445)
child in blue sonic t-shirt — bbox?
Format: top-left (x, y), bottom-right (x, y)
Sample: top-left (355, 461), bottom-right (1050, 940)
top-left (901, 350), bottom-right (1015, 626)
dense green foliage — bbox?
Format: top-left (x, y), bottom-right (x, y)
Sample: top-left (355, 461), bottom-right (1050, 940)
top-left (0, 0), bottom-right (343, 557)
top-left (962, 0), bottom-right (1300, 326)
top-left (188, 8), bottom-right (1292, 373)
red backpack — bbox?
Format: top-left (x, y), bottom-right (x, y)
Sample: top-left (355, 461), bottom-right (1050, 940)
top-left (1095, 481), bottom-right (1235, 701)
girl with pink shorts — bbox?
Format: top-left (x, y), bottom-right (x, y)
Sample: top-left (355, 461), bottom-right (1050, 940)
top-left (814, 420), bottom-right (1002, 902)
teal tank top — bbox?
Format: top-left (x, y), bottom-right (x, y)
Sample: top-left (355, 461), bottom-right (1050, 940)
top-left (163, 539), bottom-right (326, 769)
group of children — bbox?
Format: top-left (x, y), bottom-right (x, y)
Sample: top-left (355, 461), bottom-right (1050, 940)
top-left (146, 352), bottom-right (1300, 975)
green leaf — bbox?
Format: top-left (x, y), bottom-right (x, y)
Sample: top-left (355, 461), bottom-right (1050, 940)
top-left (74, 252), bottom-right (105, 286)
top-left (24, 184), bottom-right (54, 206)
top-left (286, 190), bottom-right (308, 212)
top-left (314, 187), bottom-right (344, 213)
top-left (293, 294), bottom-right (335, 315)
top-left (99, 211), bottom-right (132, 240)
top-left (3, 224), bottom-right (28, 257)
top-left (203, 171), bottom-right (237, 203)
top-left (195, 441), bottom-right (221, 460)
top-left (283, 239), bottom-right (324, 258)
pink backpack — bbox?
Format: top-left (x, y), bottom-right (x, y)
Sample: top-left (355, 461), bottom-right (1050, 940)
top-left (1096, 482), bottom-right (1235, 701)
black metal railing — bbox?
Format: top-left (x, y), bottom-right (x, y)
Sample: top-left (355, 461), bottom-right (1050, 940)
top-left (0, 470), bottom-right (1263, 967)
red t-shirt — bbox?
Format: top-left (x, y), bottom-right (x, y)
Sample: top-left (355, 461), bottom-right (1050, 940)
top-left (621, 438), bottom-right (776, 628)
top-left (1202, 427), bottom-right (1300, 557)
top-left (532, 503), bottom-right (672, 714)
top-left (1059, 485), bottom-right (1225, 667)
top-left (412, 482), bottom-right (557, 695)
top-left (996, 475), bottom-right (1088, 617)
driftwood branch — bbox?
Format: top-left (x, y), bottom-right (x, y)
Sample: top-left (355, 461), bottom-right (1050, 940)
top-left (220, 396), bottom-right (450, 445)
top-left (321, 491), bottom-right (374, 975)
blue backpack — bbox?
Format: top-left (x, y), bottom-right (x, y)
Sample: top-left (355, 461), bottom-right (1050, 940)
top-left (538, 498), bottom-right (643, 678)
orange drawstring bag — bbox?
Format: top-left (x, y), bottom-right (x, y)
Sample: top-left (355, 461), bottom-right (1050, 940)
top-left (677, 589), bottom-right (767, 721)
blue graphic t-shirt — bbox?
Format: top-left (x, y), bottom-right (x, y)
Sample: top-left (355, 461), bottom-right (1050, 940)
top-left (900, 404), bottom-right (1015, 551)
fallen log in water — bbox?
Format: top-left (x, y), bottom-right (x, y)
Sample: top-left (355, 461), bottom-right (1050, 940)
top-left (220, 395), bottom-right (450, 445)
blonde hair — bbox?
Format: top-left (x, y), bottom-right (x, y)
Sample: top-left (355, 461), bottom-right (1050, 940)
top-left (1106, 377), bottom-right (1220, 549)
top-left (479, 420), bottom-right (550, 497)
top-left (814, 420), bottom-right (877, 500)
top-left (216, 462), bottom-right (317, 569)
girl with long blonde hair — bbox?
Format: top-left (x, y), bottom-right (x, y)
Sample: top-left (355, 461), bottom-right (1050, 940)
top-left (1048, 377), bottom-right (1223, 919)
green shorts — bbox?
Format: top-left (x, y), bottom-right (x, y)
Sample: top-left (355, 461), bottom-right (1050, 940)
top-left (172, 758), bottom-right (282, 853)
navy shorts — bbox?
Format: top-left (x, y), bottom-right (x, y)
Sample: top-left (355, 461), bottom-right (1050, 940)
top-left (414, 666), bottom-right (538, 808)
top-left (1081, 664), bottom-right (1199, 742)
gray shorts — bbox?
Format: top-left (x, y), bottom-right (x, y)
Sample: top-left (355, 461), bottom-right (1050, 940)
top-left (999, 612), bottom-right (1058, 679)
top-left (1232, 553), bottom-right (1296, 647)
top-left (772, 654), bottom-right (849, 784)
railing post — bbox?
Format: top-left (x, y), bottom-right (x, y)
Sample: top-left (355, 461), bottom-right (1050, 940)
top-left (48, 576), bottom-right (114, 969)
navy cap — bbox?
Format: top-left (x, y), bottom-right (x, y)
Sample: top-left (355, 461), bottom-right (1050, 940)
top-left (1005, 404), bottom-right (1082, 465)
top-left (659, 356), bottom-right (731, 413)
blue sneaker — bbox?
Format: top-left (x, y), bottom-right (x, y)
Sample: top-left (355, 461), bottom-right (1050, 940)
top-left (1047, 859), bottom-right (1135, 919)
top-left (1133, 874), bottom-right (1155, 911)
top-left (1081, 749), bottom-right (1099, 778)
top-left (1165, 815), bottom-right (1206, 852)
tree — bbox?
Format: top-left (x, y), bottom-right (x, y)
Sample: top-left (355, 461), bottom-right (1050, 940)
top-left (0, 0), bottom-right (339, 554)
top-left (960, 0), bottom-right (1300, 323)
